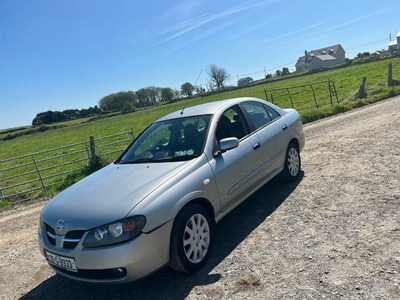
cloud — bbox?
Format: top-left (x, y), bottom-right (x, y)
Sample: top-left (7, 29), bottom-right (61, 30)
top-left (242, 20), bottom-right (329, 54)
top-left (158, 13), bottom-right (216, 43)
top-left (168, 19), bottom-right (236, 53)
top-left (161, 0), bottom-right (204, 20)
top-left (158, 0), bottom-right (280, 44)
top-left (330, 8), bottom-right (391, 30)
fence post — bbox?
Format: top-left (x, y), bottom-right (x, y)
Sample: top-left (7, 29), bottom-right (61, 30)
top-left (89, 136), bottom-right (96, 165)
top-left (32, 154), bottom-right (46, 192)
top-left (130, 127), bottom-right (135, 140)
top-left (356, 77), bottom-right (367, 99)
top-left (388, 63), bottom-right (393, 87)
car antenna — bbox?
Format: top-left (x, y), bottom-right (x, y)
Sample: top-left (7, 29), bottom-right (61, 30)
top-left (181, 69), bottom-right (203, 115)
top-left (180, 101), bottom-right (187, 115)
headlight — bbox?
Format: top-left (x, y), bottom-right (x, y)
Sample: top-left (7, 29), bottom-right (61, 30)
top-left (38, 213), bottom-right (43, 236)
top-left (82, 215), bottom-right (146, 248)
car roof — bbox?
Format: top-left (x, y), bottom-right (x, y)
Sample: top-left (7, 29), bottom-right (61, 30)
top-left (156, 97), bottom-right (270, 122)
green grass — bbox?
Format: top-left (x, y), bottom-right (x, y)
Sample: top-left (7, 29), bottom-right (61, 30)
top-left (1, 56), bottom-right (400, 204)
top-left (0, 200), bottom-right (12, 211)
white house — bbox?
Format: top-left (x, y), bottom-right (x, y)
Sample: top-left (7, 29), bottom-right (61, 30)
top-left (388, 31), bottom-right (400, 54)
top-left (295, 44), bottom-right (346, 72)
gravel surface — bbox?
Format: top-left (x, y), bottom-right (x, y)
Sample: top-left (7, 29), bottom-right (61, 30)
top-left (1, 97), bottom-right (399, 300)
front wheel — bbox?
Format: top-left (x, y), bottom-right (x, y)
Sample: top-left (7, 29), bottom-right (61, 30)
top-left (169, 204), bottom-right (213, 273)
top-left (279, 142), bottom-right (301, 182)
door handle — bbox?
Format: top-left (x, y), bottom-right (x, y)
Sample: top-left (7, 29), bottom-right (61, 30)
top-left (252, 142), bottom-right (260, 150)
top-left (282, 124), bottom-right (288, 131)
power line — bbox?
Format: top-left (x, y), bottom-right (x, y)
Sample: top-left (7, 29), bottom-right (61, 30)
top-left (263, 61), bottom-right (297, 73)
top-left (236, 60), bottom-right (297, 79)
top-left (346, 39), bottom-right (388, 51)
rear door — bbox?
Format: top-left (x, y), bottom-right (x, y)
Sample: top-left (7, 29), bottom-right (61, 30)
top-left (241, 101), bottom-right (289, 177)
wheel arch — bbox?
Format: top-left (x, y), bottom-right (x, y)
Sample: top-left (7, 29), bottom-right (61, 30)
top-left (288, 137), bottom-right (300, 151)
top-left (176, 197), bottom-right (216, 225)
top-left (169, 197), bottom-right (215, 273)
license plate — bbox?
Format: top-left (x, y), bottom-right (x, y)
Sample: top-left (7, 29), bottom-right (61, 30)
top-left (44, 250), bottom-right (78, 272)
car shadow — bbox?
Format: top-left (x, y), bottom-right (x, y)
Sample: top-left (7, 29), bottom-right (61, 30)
top-left (22, 172), bottom-right (303, 300)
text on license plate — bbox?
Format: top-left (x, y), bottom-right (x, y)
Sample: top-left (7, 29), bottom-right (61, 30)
top-left (44, 250), bottom-right (77, 272)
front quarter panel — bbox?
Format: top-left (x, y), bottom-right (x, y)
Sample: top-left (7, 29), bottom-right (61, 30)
top-left (131, 155), bottom-right (219, 233)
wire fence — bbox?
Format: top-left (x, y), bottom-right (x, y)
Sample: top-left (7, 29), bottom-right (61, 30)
top-left (0, 129), bottom-right (134, 203)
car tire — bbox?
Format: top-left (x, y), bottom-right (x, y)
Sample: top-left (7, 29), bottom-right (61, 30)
top-left (279, 142), bottom-right (301, 182)
top-left (169, 204), bottom-right (213, 273)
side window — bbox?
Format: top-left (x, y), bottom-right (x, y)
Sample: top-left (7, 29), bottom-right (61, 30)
top-left (216, 109), bottom-right (234, 142)
top-left (264, 105), bottom-right (281, 121)
top-left (242, 101), bottom-right (272, 130)
top-left (215, 106), bottom-right (247, 141)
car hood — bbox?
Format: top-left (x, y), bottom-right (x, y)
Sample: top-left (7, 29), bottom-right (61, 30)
top-left (42, 161), bottom-right (193, 231)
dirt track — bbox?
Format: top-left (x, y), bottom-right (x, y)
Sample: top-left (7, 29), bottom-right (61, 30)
top-left (0, 97), bottom-right (399, 299)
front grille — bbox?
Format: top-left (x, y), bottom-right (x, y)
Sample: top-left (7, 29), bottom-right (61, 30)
top-left (45, 223), bottom-right (56, 245)
top-left (45, 223), bottom-right (85, 249)
top-left (64, 230), bottom-right (85, 249)
top-left (65, 230), bottom-right (85, 239)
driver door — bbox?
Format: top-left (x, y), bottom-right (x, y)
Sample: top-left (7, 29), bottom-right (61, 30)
top-left (208, 106), bottom-right (267, 212)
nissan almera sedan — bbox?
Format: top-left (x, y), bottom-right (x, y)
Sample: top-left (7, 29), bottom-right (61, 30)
top-left (38, 97), bottom-right (305, 283)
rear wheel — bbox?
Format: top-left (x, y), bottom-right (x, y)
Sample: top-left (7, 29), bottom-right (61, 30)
top-left (279, 142), bottom-right (301, 182)
top-left (169, 204), bottom-right (213, 273)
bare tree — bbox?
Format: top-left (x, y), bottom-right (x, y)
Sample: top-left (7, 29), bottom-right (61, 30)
top-left (194, 84), bottom-right (205, 94)
top-left (206, 64), bottom-right (230, 90)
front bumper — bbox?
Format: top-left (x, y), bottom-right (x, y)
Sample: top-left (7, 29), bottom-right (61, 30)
top-left (38, 220), bottom-right (173, 283)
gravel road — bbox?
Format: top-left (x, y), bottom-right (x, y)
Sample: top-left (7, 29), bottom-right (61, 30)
top-left (1, 96), bottom-right (399, 300)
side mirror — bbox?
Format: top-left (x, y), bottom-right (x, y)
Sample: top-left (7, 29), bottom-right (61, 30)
top-left (219, 137), bottom-right (239, 152)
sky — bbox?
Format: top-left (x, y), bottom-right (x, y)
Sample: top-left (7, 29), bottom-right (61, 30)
top-left (1, 0), bottom-right (399, 130)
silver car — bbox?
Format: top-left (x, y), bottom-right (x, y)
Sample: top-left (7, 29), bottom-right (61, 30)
top-left (38, 97), bottom-right (305, 283)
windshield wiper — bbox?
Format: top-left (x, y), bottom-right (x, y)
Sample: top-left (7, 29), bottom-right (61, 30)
top-left (120, 154), bottom-right (199, 164)
top-left (163, 154), bottom-right (198, 162)
top-left (120, 158), bottom-right (155, 164)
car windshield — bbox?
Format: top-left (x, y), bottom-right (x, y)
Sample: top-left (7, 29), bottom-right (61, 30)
top-left (119, 115), bottom-right (211, 164)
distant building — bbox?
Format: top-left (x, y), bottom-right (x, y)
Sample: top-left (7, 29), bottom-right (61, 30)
top-left (282, 67), bottom-right (290, 76)
top-left (388, 31), bottom-right (400, 54)
top-left (295, 44), bottom-right (346, 72)
top-left (374, 51), bottom-right (382, 60)
top-left (237, 77), bottom-right (253, 86)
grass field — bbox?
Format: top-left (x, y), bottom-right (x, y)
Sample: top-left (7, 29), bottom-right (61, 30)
top-left (1, 56), bottom-right (400, 206)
